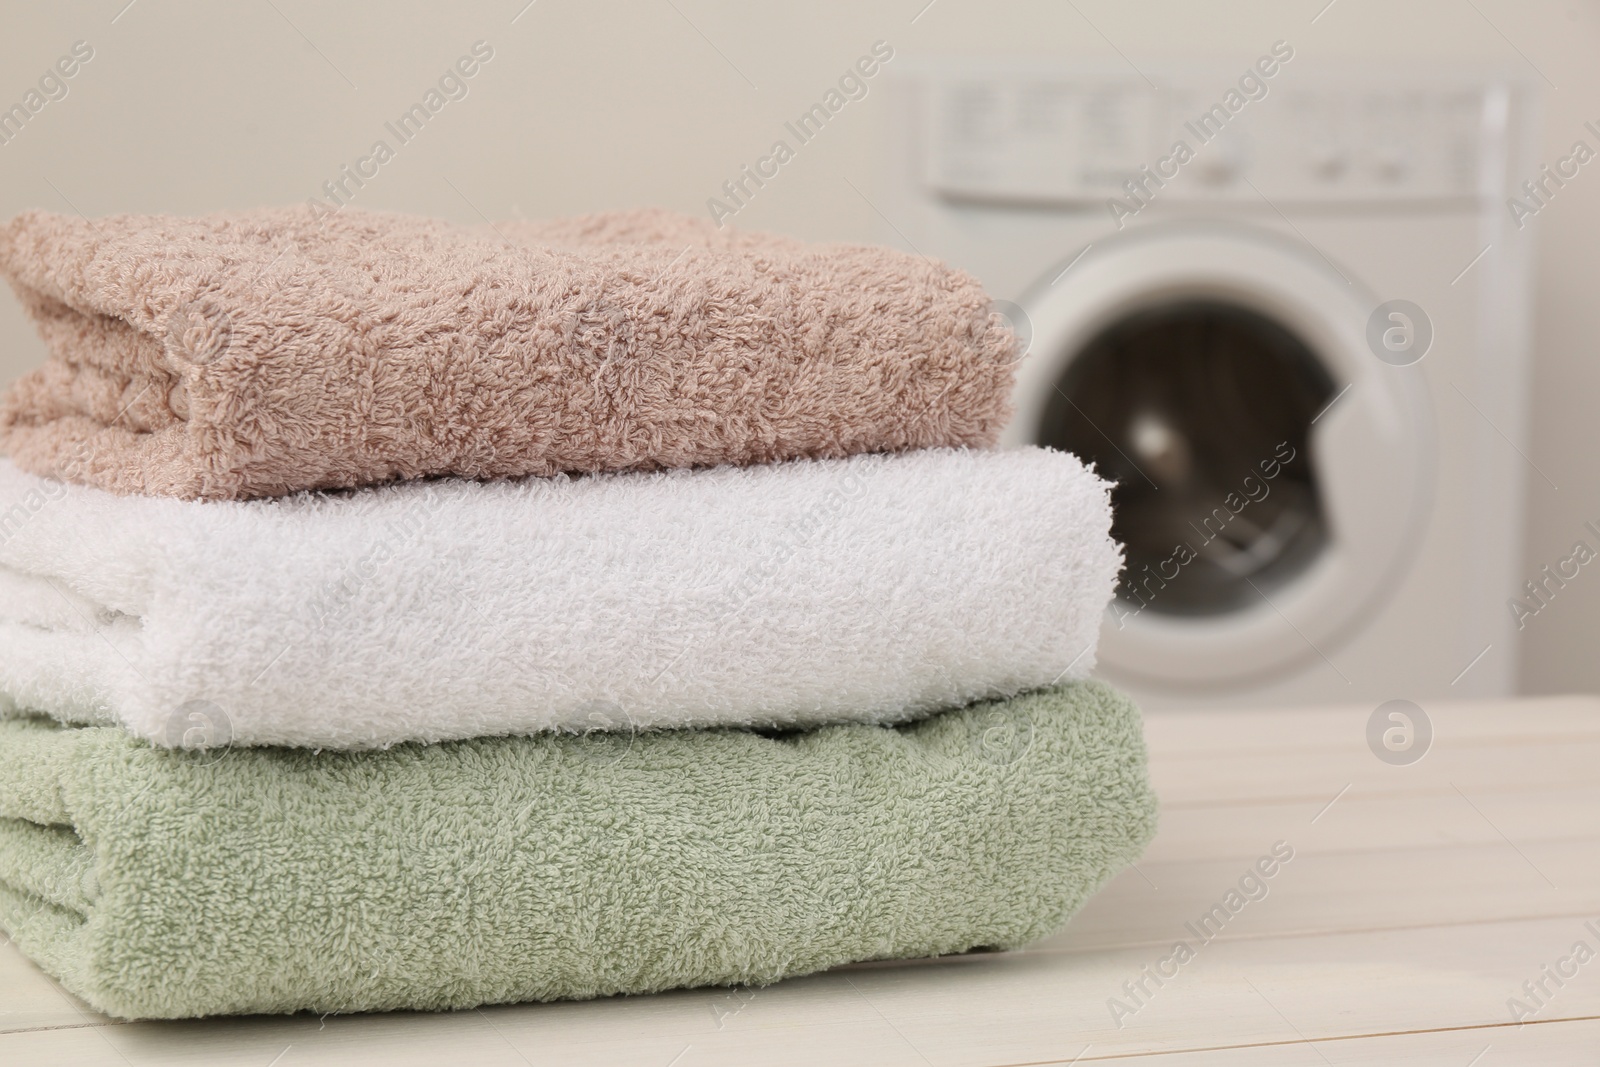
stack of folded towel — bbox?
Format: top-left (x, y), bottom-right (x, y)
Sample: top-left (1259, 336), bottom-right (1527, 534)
top-left (0, 206), bottom-right (1156, 1020)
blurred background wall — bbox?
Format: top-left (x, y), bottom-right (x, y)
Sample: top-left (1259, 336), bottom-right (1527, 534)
top-left (1, 0), bottom-right (1596, 694)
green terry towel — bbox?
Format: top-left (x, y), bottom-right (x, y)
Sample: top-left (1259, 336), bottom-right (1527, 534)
top-left (0, 681), bottom-right (1157, 1020)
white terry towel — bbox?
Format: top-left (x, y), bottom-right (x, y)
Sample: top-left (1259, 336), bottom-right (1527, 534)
top-left (0, 447), bottom-right (1121, 749)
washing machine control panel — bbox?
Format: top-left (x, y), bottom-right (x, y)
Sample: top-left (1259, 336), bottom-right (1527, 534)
top-left (921, 74), bottom-right (1503, 205)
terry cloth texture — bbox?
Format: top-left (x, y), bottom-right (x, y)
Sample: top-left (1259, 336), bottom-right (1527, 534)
top-left (0, 446), bottom-right (1120, 750)
top-left (0, 205), bottom-right (1017, 500)
top-left (0, 681), bottom-right (1158, 1020)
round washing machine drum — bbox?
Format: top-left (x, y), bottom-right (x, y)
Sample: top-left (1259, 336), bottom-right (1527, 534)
top-left (1004, 224), bottom-right (1433, 689)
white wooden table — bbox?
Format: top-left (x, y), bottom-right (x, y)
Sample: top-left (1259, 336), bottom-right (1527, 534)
top-left (5, 695), bottom-right (1598, 1065)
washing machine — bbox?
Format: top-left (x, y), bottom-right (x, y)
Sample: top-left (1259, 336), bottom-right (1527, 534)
top-left (879, 60), bottom-right (1539, 708)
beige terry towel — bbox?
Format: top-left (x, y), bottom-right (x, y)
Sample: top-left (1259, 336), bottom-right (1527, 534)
top-left (0, 207), bottom-right (1016, 500)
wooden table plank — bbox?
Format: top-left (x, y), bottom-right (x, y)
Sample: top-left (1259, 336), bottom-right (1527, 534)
top-left (1072, 1017), bottom-right (1600, 1065)
top-left (1151, 738), bottom-right (1600, 805)
top-left (0, 935), bottom-right (107, 1034)
top-left (1056, 837), bottom-right (1599, 951)
top-left (838, 916), bottom-right (1600, 1065)
top-left (6, 914), bottom-right (1596, 1065)
top-left (1146, 784), bottom-right (1600, 862)
top-left (1141, 695), bottom-right (1600, 754)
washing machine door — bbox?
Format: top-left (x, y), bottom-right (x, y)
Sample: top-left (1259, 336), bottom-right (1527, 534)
top-left (1004, 223), bottom-right (1433, 689)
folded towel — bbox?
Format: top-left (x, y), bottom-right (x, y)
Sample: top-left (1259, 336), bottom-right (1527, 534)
top-left (0, 680), bottom-right (1157, 1020)
top-left (0, 206), bottom-right (1017, 500)
top-left (0, 446), bottom-right (1119, 749)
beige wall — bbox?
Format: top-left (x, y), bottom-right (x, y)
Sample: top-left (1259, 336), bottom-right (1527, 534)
top-left (2, 0), bottom-right (1596, 691)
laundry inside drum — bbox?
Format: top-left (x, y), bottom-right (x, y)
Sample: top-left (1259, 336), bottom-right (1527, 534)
top-left (1037, 300), bottom-right (1338, 617)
